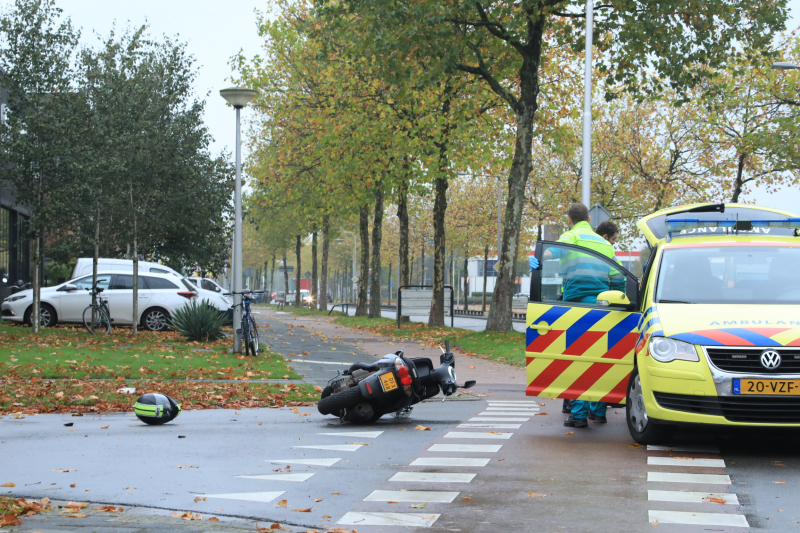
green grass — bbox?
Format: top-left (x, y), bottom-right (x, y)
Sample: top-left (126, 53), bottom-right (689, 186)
top-left (0, 322), bottom-right (301, 380)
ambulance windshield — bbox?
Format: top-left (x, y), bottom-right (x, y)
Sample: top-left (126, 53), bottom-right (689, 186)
top-left (656, 246), bottom-right (800, 305)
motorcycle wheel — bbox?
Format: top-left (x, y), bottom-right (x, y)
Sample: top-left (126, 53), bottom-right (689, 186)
top-left (318, 387), bottom-right (362, 416)
top-left (321, 386), bottom-right (333, 399)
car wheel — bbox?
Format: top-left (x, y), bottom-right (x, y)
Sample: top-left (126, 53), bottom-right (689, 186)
top-left (626, 366), bottom-right (675, 445)
top-left (25, 304), bottom-right (57, 328)
top-left (142, 308), bottom-right (169, 332)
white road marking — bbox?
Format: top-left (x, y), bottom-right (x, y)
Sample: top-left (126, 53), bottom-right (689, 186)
top-left (484, 407), bottom-right (539, 411)
top-left (390, 472), bottom-right (476, 483)
top-left (264, 458), bottom-right (341, 467)
top-left (205, 491), bottom-right (285, 503)
top-left (648, 510), bottom-right (748, 527)
top-left (469, 417), bottom-right (530, 422)
top-left (428, 444), bottom-right (502, 453)
top-left (364, 490), bottom-right (459, 503)
top-left (486, 400), bottom-right (540, 404)
top-left (486, 403), bottom-right (540, 406)
top-left (648, 472), bottom-right (731, 484)
top-left (338, 512), bottom-right (440, 527)
top-left (648, 457), bottom-right (726, 468)
top-left (318, 431), bottom-right (383, 438)
top-left (444, 431), bottom-right (513, 440)
top-left (292, 359), bottom-right (353, 365)
top-left (458, 423), bottom-right (521, 429)
top-left (647, 444), bottom-right (721, 453)
top-left (478, 411), bottom-right (538, 416)
top-left (236, 473), bottom-right (314, 482)
top-left (647, 490), bottom-right (739, 504)
top-left (292, 444), bottom-right (364, 452)
top-left (410, 457), bottom-right (490, 467)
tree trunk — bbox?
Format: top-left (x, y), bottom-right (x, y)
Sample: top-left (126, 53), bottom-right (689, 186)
top-left (320, 215), bottom-right (330, 312)
top-left (397, 179), bottom-right (410, 323)
top-left (388, 262), bottom-right (392, 306)
top-left (482, 244), bottom-right (489, 313)
top-left (31, 232), bottom-right (40, 333)
top-left (356, 205), bottom-right (370, 316)
top-left (93, 207), bottom-right (100, 310)
top-left (283, 251), bottom-right (289, 301)
top-left (295, 235), bottom-right (301, 307)
top-left (732, 153), bottom-right (747, 203)
top-left (369, 187), bottom-right (384, 318)
top-left (270, 253), bottom-right (276, 299)
top-left (428, 176), bottom-right (448, 327)
top-left (311, 228), bottom-right (318, 307)
top-left (420, 245), bottom-right (425, 286)
top-left (462, 256), bottom-right (469, 311)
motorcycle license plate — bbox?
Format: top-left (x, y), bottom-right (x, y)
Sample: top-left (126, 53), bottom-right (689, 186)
top-left (733, 378), bottom-right (800, 395)
top-left (379, 372), bottom-right (398, 392)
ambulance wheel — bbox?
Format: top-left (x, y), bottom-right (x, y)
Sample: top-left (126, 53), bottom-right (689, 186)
top-left (626, 367), bottom-right (675, 445)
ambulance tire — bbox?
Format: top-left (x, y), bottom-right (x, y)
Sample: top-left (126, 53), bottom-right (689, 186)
top-left (626, 367), bottom-right (675, 445)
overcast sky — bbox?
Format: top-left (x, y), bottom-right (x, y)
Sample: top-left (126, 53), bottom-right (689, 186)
top-left (4, 0), bottom-right (799, 211)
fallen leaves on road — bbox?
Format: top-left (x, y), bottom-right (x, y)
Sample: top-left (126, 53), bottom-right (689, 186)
top-left (208, 516), bottom-right (219, 522)
top-left (410, 503), bottom-right (427, 509)
top-left (70, 484), bottom-right (76, 488)
top-left (1, 483), bottom-right (14, 487)
top-left (276, 499), bottom-right (288, 507)
top-left (194, 496), bottom-right (207, 502)
top-left (528, 491), bottom-right (547, 497)
top-left (314, 498), bottom-right (323, 502)
top-left (65, 513), bottom-right (88, 518)
top-left (331, 492), bottom-right (341, 495)
top-left (93, 506), bottom-right (123, 512)
top-left (172, 511), bottom-right (202, 520)
top-left (123, 487), bottom-right (136, 490)
top-left (468, 365), bottom-right (476, 369)
top-left (274, 466), bottom-right (291, 472)
top-left (52, 469), bottom-right (76, 472)
top-left (415, 425), bottom-right (431, 431)
top-left (538, 403), bottom-right (546, 406)
top-left (0, 514), bottom-right (22, 526)
top-left (348, 442), bottom-right (371, 445)
top-left (564, 432), bottom-right (574, 435)
top-left (535, 412), bottom-right (548, 415)
top-left (293, 508), bottom-right (311, 512)
top-left (461, 497), bottom-right (471, 501)
top-left (257, 522), bottom-right (283, 532)
top-left (626, 443), bottom-right (641, 449)
top-left (773, 481), bottom-right (787, 484)
top-left (100, 425), bottom-right (109, 429)
top-left (702, 497), bottom-right (726, 504)
top-left (303, 351), bottom-right (310, 355)
top-left (64, 502), bottom-right (87, 509)
top-left (650, 519), bottom-right (659, 525)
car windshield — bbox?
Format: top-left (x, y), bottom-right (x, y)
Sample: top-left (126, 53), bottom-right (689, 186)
top-left (656, 245), bottom-right (800, 304)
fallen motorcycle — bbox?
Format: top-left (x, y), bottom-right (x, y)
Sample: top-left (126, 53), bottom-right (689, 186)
top-left (317, 340), bottom-right (476, 423)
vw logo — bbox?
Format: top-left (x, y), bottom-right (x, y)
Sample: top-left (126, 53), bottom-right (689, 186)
top-left (760, 350), bottom-right (782, 370)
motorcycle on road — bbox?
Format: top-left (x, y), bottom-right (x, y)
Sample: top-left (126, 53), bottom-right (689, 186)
top-left (317, 340), bottom-right (476, 423)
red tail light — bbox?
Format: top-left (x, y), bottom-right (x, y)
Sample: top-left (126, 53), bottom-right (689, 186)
top-left (401, 376), bottom-right (413, 386)
top-left (397, 366), bottom-right (409, 378)
top-left (178, 291), bottom-right (196, 300)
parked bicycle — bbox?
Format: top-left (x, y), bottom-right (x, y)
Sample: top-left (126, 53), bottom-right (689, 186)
top-left (224, 290), bottom-right (263, 356)
top-left (82, 286), bottom-right (112, 335)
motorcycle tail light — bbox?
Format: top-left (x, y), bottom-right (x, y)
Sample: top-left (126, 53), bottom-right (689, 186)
top-left (397, 366), bottom-right (409, 378)
top-left (401, 376), bottom-right (412, 386)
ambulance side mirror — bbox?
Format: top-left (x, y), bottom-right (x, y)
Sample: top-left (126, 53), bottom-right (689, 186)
top-left (596, 290), bottom-right (631, 309)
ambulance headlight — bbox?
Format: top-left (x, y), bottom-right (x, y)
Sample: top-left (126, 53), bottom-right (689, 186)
top-left (648, 337), bottom-right (699, 363)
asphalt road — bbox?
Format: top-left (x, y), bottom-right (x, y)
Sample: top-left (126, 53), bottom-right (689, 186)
top-left (3, 308), bottom-right (800, 532)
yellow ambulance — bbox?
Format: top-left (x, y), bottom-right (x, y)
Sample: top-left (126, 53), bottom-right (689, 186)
top-left (526, 203), bottom-right (800, 443)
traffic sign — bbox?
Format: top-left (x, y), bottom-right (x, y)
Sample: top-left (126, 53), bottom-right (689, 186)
top-left (244, 267), bottom-right (254, 278)
top-left (352, 276), bottom-right (359, 282)
top-left (588, 203), bottom-right (611, 230)
top-left (278, 265), bottom-right (294, 272)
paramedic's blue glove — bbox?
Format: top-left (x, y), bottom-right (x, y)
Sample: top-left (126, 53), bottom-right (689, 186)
top-left (529, 255), bottom-right (539, 271)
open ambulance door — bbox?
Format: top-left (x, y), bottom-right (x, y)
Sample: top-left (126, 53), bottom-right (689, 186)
top-left (526, 240), bottom-right (642, 404)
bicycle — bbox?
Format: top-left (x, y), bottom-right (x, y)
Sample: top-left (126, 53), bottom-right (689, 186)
top-left (225, 290), bottom-right (263, 356)
top-left (82, 286), bottom-right (112, 335)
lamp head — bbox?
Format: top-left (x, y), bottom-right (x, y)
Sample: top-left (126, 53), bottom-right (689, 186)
top-left (771, 62), bottom-right (800, 71)
top-left (220, 87), bottom-right (258, 108)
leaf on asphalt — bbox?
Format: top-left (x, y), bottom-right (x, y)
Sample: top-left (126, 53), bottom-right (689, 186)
top-left (52, 469), bottom-right (76, 472)
top-left (1, 482), bottom-right (14, 487)
top-left (468, 365), bottom-right (476, 369)
top-left (65, 502), bottom-right (87, 509)
top-left (194, 496), bottom-right (207, 502)
top-left (314, 498), bottom-right (323, 502)
top-left (70, 484), bottom-right (76, 488)
top-left (124, 487), bottom-right (136, 490)
top-left (292, 508), bottom-right (311, 512)
top-left (627, 443), bottom-right (641, 448)
top-left (461, 497), bottom-right (471, 501)
top-left (93, 506), bottom-right (123, 512)
top-left (415, 425), bottom-right (431, 431)
top-left (322, 514), bottom-right (331, 517)
top-left (348, 442), bottom-right (371, 445)
top-left (313, 385), bottom-right (323, 392)
top-left (650, 519), bottom-right (659, 525)
top-left (331, 492), bottom-right (341, 495)
top-left (538, 403), bottom-right (546, 406)
top-left (303, 351), bottom-right (310, 356)
top-left (564, 432), bottom-right (574, 435)
top-left (535, 412), bottom-right (548, 415)
top-left (177, 465), bottom-right (198, 469)
top-left (100, 425), bottom-right (109, 429)
top-left (171, 512), bottom-right (182, 518)
top-left (528, 491), bottom-right (547, 497)
top-left (330, 347), bottom-right (336, 350)
top-left (773, 481), bottom-right (787, 484)
top-left (276, 499), bottom-right (288, 507)
top-left (422, 515), bottom-right (436, 519)
top-left (702, 497), bottom-right (726, 504)
top-left (0, 514), bottom-right (22, 526)
top-left (66, 513), bottom-right (88, 518)
top-left (209, 517), bottom-right (219, 522)
top-left (258, 422), bottom-right (263, 425)
top-left (410, 503), bottom-right (427, 509)
top-left (274, 466), bottom-right (291, 472)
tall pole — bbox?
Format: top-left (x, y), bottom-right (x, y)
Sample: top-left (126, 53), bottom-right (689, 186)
top-left (232, 106), bottom-right (243, 353)
top-left (352, 233), bottom-right (357, 304)
top-left (581, 0), bottom-right (594, 208)
top-left (496, 178), bottom-right (501, 259)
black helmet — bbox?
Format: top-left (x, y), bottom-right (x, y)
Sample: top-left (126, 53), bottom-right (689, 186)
top-left (133, 393), bottom-right (181, 425)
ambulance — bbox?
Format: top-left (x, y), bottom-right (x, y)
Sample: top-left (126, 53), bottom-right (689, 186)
top-left (525, 203), bottom-right (800, 443)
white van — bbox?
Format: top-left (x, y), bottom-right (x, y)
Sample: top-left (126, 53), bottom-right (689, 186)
top-left (72, 258), bottom-right (182, 280)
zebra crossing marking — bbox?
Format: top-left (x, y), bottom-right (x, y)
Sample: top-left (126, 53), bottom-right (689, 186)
top-left (444, 431), bottom-right (513, 440)
top-left (264, 458), bottom-right (341, 467)
top-left (428, 443), bottom-right (503, 453)
top-left (648, 510), bottom-right (748, 527)
top-left (648, 490), bottom-right (738, 504)
top-left (204, 491), bottom-right (285, 503)
top-left (236, 473), bottom-right (314, 482)
top-left (364, 490), bottom-right (459, 503)
top-left (410, 457), bottom-right (490, 467)
top-left (648, 457), bottom-right (726, 468)
top-left (647, 472), bottom-right (731, 484)
top-left (458, 423), bottom-right (521, 429)
top-left (390, 472), bottom-right (476, 483)
top-left (338, 512), bottom-right (440, 527)
top-left (292, 444), bottom-right (363, 451)
top-left (318, 431), bottom-right (383, 438)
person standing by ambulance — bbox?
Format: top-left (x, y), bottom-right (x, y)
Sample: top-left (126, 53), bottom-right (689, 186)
top-left (528, 203), bottom-right (623, 428)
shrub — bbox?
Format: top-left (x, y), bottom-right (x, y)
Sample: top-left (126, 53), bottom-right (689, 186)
top-left (167, 300), bottom-right (227, 342)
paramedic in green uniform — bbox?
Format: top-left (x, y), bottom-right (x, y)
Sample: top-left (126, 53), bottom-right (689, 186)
top-left (528, 203), bottom-right (624, 428)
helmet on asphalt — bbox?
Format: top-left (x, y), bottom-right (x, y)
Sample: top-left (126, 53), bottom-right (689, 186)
top-left (134, 393), bottom-right (181, 425)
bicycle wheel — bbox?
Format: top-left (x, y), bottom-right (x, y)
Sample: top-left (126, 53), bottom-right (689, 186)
top-left (248, 316), bottom-right (259, 355)
top-left (83, 305), bottom-right (111, 335)
top-left (241, 317), bottom-right (251, 357)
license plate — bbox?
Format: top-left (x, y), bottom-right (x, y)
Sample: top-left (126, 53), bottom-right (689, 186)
top-left (379, 372), bottom-right (398, 392)
top-left (733, 378), bottom-right (800, 395)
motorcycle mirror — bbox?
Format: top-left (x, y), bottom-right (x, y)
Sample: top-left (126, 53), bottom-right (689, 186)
top-left (439, 345), bottom-right (445, 354)
top-left (461, 380), bottom-right (476, 389)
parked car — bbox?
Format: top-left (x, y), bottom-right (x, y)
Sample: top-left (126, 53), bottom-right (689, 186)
top-left (271, 291), bottom-right (285, 303)
top-left (72, 258), bottom-right (182, 279)
top-left (1, 271), bottom-right (200, 331)
top-left (185, 277), bottom-right (233, 323)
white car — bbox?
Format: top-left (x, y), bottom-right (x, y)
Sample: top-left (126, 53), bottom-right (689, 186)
top-left (1, 271), bottom-right (202, 331)
top-left (186, 277), bottom-right (233, 322)
top-left (72, 258), bottom-right (182, 279)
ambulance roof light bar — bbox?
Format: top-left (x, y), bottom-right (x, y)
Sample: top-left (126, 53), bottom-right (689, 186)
top-left (664, 218), bottom-right (800, 242)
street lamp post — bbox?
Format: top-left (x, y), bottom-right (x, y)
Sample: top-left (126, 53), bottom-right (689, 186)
top-left (220, 87), bottom-right (257, 354)
top-left (581, 0), bottom-right (594, 208)
top-left (772, 62), bottom-right (800, 70)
